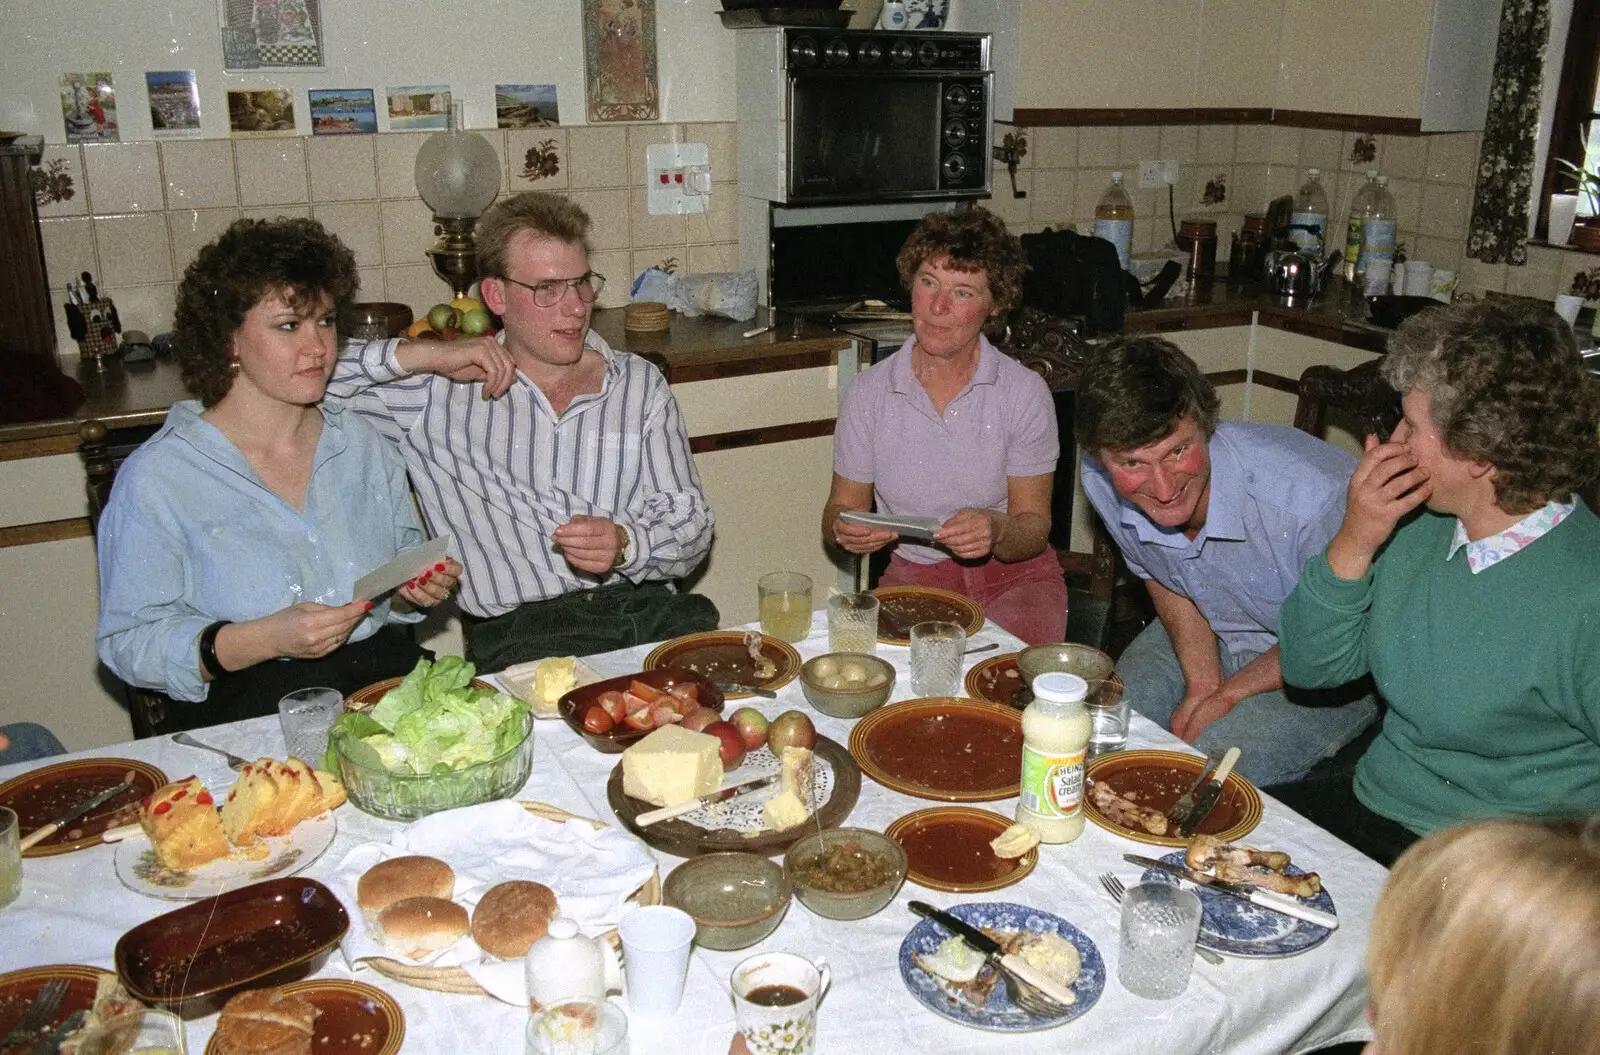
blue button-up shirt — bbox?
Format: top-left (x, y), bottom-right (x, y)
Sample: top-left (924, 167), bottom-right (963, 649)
top-left (1081, 421), bottom-right (1356, 655)
top-left (96, 401), bottom-right (425, 701)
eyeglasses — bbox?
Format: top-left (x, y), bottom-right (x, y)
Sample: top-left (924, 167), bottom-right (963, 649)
top-left (497, 271), bottom-right (606, 308)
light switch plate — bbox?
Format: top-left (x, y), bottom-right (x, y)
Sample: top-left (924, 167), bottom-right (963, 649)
top-left (647, 142), bottom-right (710, 215)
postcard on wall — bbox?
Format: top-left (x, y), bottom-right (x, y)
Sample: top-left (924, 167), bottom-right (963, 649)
top-left (147, 71), bottom-right (203, 137)
top-left (227, 88), bottom-right (297, 136)
top-left (387, 85), bottom-right (451, 132)
top-left (309, 88), bottom-right (377, 134)
top-left (495, 84), bottom-right (560, 129)
top-left (218, 0), bottom-right (325, 70)
top-left (60, 72), bottom-right (119, 143)
top-left (581, 0), bottom-right (659, 122)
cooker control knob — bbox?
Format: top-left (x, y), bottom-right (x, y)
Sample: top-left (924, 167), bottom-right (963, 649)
top-left (824, 39), bottom-right (853, 66)
top-left (789, 36), bottom-right (819, 68)
top-left (889, 40), bottom-right (915, 66)
top-left (856, 39), bottom-right (885, 66)
top-left (942, 153), bottom-right (970, 183)
top-left (917, 40), bottom-right (941, 66)
top-left (944, 120), bottom-right (969, 149)
top-left (944, 84), bottom-right (970, 113)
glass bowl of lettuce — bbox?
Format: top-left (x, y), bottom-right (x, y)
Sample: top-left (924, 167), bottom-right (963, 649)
top-left (326, 657), bottom-right (534, 820)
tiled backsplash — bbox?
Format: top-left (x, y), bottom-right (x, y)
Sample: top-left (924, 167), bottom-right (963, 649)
top-left (34, 122), bottom-right (740, 358)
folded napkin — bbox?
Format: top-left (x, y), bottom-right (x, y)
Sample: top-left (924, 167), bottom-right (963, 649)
top-left (330, 800), bottom-right (656, 1004)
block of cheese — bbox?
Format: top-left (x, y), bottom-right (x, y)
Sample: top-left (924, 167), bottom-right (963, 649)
top-left (761, 746), bottom-right (815, 832)
top-left (621, 726), bottom-right (722, 808)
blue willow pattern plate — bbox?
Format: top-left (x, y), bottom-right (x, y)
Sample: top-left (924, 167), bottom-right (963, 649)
top-left (1142, 851), bottom-right (1337, 958)
top-left (898, 901), bottom-right (1105, 1032)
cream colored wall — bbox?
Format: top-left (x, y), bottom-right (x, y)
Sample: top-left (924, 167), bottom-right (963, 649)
top-left (1275, 0), bottom-right (1433, 118)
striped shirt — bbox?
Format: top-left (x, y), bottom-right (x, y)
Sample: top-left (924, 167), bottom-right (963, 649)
top-left (326, 333), bottom-right (714, 618)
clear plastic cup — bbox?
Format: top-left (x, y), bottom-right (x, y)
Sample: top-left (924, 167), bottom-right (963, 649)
top-left (1118, 882), bottom-right (1202, 999)
top-left (909, 621), bottom-right (964, 697)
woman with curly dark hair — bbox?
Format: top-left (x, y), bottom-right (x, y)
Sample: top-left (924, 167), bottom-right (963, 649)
top-left (95, 217), bottom-right (461, 730)
top-left (1274, 298), bottom-right (1600, 865)
top-left (822, 205), bottom-right (1065, 643)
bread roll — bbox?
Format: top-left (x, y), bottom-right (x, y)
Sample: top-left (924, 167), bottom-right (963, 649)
top-left (471, 880), bottom-right (559, 959)
top-left (375, 896), bottom-right (470, 959)
top-left (357, 855), bottom-right (455, 914)
top-left (213, 987), bottom-right (319, 1055)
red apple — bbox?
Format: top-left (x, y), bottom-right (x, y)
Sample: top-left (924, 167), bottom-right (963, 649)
top-left (729, 707), bottom-right (770, 751)
top-left (702, 720), bottom-right (746, 771)
top-left (681, 705), bottom-right (719, 733)
top-left (767, 710), bottom-right (817, 753)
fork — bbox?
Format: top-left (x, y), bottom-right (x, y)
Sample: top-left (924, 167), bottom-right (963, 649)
top-left (1100, 872), bottom-right (1225, 966)
top-left (0, 978), bottom-right (69, 1049)
top-left (1000, 964), bottom-right (1074, 1017)
top-left (1165, 750), bottom-right (1219, 830)
top-left (171, 732), bottom-right (249, 770)
top-left (21, 1008), bottom-right (86, 1055)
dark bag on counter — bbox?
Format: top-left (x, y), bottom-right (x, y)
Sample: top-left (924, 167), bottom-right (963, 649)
top-left (1019, 227), bottom-right (1129, 337)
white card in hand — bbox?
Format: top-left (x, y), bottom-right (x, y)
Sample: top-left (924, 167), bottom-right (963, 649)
top-left (352, 535), bottom-right (453, 602)
top-left (838, 510), bottom-right (942, 541)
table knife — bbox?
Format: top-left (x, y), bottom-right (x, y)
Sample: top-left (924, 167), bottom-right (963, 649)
top-left (19, 772), bottom-right (136, 851)
top-left (634, 773), bottom-right (781, 827)
top-left (907, 900), bottom-right (1078, 1009)
top-left (713, 681), bottom-right (778, 699)
top-left (1176, 746), bottom-right (1239, 836)
top-left (1123, 854), bottom-right (1340, 929)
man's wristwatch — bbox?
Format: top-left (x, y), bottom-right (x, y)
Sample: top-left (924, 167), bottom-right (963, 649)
top-left (613, 524), bottom-right (632, 570)
top-left (199, 620), bottom-right (232, 679)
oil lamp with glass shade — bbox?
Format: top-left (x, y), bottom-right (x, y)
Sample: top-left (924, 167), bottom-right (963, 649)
top-left (413, 100), bottom-right (501, 299)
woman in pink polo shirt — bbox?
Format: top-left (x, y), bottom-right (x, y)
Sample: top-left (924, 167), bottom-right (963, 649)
top-left (822, 207), bottom-right (1065, 644)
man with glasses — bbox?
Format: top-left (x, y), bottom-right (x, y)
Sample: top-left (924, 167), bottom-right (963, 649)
top-left (328, 192), bottom-right (717, 669)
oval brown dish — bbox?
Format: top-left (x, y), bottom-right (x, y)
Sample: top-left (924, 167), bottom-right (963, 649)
top-left (1084, 749), bottom-right (1263, 848)
top-left (642, 631), bottom-right (802, 697)
top-left (204, 978), bottom-right (404, 1055)
top-left (885, 806), bottom-right (1036, 893)
top-left (559, 667), bottom-right (726, 754)
top-left (848, 698), bottom-right (1023, 802)
top-left (870, 586), bottom-right (985, 645)
top-left (0, 758), bottom-right (167, 857)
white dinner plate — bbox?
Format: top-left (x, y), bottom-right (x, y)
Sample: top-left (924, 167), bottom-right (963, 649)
top-left (114, 811), bottom-right (337, 901)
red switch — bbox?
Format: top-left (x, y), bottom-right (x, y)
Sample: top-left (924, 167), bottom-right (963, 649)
top-left (674, 172), bottom-right (684, 183)
top-left (658, 172), bottom-right (670, 184)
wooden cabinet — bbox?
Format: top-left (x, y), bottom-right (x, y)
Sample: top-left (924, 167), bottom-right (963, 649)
top-left (0, 136), bottom-right (57, 361)
top-left (1018, 1), bottom-right (1208, 111)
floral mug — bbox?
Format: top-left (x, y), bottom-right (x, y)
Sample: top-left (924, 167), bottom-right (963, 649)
top-left (731, 953), bottom-right (831, 1055)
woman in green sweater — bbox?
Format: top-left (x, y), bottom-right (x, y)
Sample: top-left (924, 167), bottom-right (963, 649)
top-left (1274, 299), bottom-right (1600, 866)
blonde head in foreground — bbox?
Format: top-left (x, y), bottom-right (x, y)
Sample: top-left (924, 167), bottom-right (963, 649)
top-left (1366, 816), bottom-right (1600, 1055)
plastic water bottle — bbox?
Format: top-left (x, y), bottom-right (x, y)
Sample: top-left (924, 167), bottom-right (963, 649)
top-left (1343, 170), bottom-right (1380, 282)
top-left (1289, 168), bottom-right (1330, 258)
top-left (1356, 175), bottom-right (1399, 294)
top-left (1095, 172), bottom-right (1135, 272)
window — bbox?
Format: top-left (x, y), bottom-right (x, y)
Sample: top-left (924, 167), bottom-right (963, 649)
top-left (1539, 0), bottom-right (1600, 232)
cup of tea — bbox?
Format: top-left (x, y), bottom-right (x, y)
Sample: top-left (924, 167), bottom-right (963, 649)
top-left (730, 952), bottom-right (831, 1055)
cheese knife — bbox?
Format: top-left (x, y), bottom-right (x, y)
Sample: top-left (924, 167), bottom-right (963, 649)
top-left (1124, 854), bottom-right (1340, 929)
top-left (908, 900), bottom-right (1078, 1010)
top-left (19, 771), bottom-right (136, 851)
top-left (634, 773), bottom-right (781, 827)
top-left (1176, 746), bottom-right (1239, 836)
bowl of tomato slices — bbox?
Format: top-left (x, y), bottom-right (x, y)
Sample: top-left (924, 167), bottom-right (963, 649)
top-left (558, 668), bottom-right (727, 753)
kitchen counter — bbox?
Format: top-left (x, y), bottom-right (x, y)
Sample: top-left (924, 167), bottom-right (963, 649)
top-left (1127, 277), bottom-right (1394, 354)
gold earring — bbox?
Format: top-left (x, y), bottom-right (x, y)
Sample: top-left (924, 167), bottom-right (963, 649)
top-left (229, 358), bottom-right (241, 375)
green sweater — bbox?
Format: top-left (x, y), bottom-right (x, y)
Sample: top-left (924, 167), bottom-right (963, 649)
top-left (1280, 504), bottom-right (1600, 835)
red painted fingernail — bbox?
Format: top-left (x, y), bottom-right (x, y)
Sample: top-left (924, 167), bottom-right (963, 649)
top-left (434, 562), bottom-right (446, 572)
top-left (405, 579), bottom-right (416, 589)
top-left (421, 572), bottom-right (432, 583)
top-left (363, 601), bottom-right (374, 611)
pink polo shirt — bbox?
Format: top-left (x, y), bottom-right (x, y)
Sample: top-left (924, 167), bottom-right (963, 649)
top-left (833, 335), bottom-right (1059, 564)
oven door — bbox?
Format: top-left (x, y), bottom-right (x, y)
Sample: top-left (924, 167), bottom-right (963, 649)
top-left (786, 72), bottom-right (990, 203)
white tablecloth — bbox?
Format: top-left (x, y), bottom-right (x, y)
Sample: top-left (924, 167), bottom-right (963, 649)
top-left (0, 615), bottom-right (1381, 1054)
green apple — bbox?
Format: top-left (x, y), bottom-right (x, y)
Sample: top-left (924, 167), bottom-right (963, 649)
top-left (426, 303), bottom-right (459, 333)
top-left (459, 307), bottom-right (494, 336)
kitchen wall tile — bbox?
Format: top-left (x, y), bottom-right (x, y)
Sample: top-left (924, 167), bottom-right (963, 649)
top-left (1234, 124), bottom-right (1270, 165)
top-left (1562, 250), bottom-right (1600, 292)
top-left (242, 204), bottom-right (311, 221)
top-left (688, 242), bottom-right (740, 273)
top-left (384, 264), bottom-right (446, 315)
top-left (628, 124), bottom-right (684, 187)
top-left (161, 140), bottom-right (238, 210)
top-left (629, 187), bottom-right (685, 248)
top-left (379, 197), bottom-right (437, 266)
top-left (235, 139), bottom-right (308, 206)
top-left (1300, 129), bottom-right (1341, 174)
top-left (631, 250), bottom-right (681, 290)
top-left (693, 121), bottom-right (739, 182)
top-left (986, 172), bottom-right (1033, 228)
top-left (590, 250), bottom-right (631, 309)
top-left (1456, 254), bottom-right (1507, 297)
top-left (567, 188), bottom-right (630, 251)
top-left (1158, 125), bottom-right (1198, 165)
top-left (167, 207), bottom-right (241, 272)
top-left (477, 129), bottom-right (510, 201)
top-left (684, 184), bottom-right (739, 245)
top-left (355, 267), bottom-right (386, 301)
top-left (39, 217), bottom-right (96, 296)
top-left (1418, 182), bottom-right (1472, 240)
top-left (100, 282), bottom-right (176, 340)
top-left (34, 145), bottom-right (87, 218)
top-left (1383, 135), bottom-right (1427, 181)
top-left (1229, 163), bottom-right (1269, 216)
top-left (1503, 244), bottom-right (1561, 298)
top-left (1409, 235), bottom-right (1463, 273)
top-left (313, 201), bottom-right (383, 268)
top-left (1268, 126), bottom-right (1301, 168)
top-left (1074, 167), bottom-right (1114, 223)
top-left (83, 141), bottom-right (163, 213)
top-left (94, 213), bottom-right (172, 286)
top-left (1128, 187), bottom-right (1159, 240)
top-left (1196, 125), bottom-right (1235, 166)
top-left (1118, 126), bottom-right (1160, 167)
top-left (1030, 168), bottom-right (1075, 228)
top-left (1029, 127), bottom-right (1076, 170)
top-left (1264, 163), bottom-right (1299, 207)
top-left (506, 128), bottom-right (569, 192)
top-left (567, 126), bottom-right (629, 189)
top-left (306, 135), bottom-right (378, 202)
top-left (1339, 131), bottom-right (1381, 174)
top-left (1425, 133), bottom-right (1480, 185)
top-left (1385, 178), bottom-right (1424, 236)
top-left (1077, 127), bottom-right (1118, 168)
top-left (375, 132), bottom-right (426, 199)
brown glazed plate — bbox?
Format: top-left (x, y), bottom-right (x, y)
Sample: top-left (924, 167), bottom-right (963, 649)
top-left (849, 698), bottom-right (1024, 802)
top-left (885, 806), bottom-right (1037, 893)
top-left (203, 978), bottom-right (404, 1055)
top-left (0, 757), bottom-right (167, 857)
top-left (1084, 749), bottom-right (1263, 848)
top-left (870, 586), bottom-right (985, 645)
top-left (643, 631), bottom-right (803, 697)
top-left (0, 964), bottom-right (113, 1050)
top-left (963, 653), bottom-right (1027, 707)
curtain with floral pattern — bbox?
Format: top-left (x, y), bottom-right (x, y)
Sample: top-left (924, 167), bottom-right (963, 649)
top-left (1467, 0), bottom-right (1552, 265)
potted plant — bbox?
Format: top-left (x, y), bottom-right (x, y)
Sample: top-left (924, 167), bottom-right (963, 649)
top-left (1556, 133), bottom-right (1600, 249)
